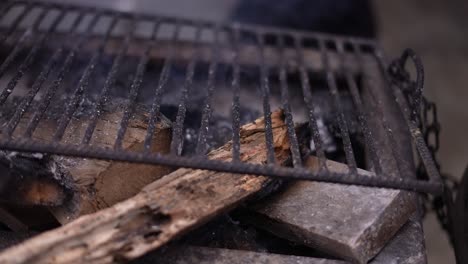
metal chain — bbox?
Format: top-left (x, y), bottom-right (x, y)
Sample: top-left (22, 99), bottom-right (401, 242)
top-left (388, 49), bottom-right (457, 234)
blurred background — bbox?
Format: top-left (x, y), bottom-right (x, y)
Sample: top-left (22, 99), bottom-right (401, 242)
top-left (31, 0), bottom-right (468, 263)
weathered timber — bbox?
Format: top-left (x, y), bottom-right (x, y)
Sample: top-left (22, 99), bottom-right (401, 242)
top-left (0, 110), bottom-right (293, 264)
top-left (141, 246), bottom-right (347, 264)
top-left (244, 156), bottom-right (416, 264)
top-left (0, 104), bottom-right (172, 224)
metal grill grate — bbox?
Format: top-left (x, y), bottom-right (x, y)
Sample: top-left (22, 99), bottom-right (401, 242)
top-left (0, 0), bottom-right (443, 194)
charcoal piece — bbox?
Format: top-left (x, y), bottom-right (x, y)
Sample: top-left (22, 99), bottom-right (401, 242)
top-left (244, 156), bottom-right (416, 264)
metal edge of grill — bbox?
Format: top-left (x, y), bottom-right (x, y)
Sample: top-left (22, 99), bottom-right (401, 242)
top-left (0, 0), bottom-right (443, 194)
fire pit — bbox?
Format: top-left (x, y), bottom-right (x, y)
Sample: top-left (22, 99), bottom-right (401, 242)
top-left (0, 1), bottom-right (444, 263)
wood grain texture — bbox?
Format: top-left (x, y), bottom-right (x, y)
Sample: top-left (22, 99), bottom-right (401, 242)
top-left (0, 110), bottom-right (292, 264)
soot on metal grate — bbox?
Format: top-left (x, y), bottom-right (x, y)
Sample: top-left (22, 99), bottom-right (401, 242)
top-left (0, 0), bottom-right (443, 194)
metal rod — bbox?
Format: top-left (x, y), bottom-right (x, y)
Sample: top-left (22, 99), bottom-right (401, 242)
top-left (256, 31), bottom-right (276, 165)
top-left (195, 25), bottom-right (220, 155)
top-left (0, 5), bottom-right (49, 80)
top-left (0, 139), bottom-right (444, 194)
top-left (52, 15), bottom-right (119, 142)
top-left (10, 0), bottom-right (377, 47)
top-left (23, 12), bottom-right (100, 138)
top-left (114, 21), bottom-right (160, 150)
top-left (230, 25), bottom-right (241, 163)
top-left (143, 22), bottom-right (181, 152)
top-left (0, 8), bottom-right (63, 106)
top-left (6, 11), bottom-right (70, 137)
top-left (357, 45), bottom-right (420, 179)
top-left (81, 22), bottom-right (135, 145)
top-left (0, 1), bottom-right (15, 21)
top-left (373, 49), bottom-right (442, 183)
top-left (277, 35), bottom-right (301, 168)
top-left (338, 41), bottom-right (382, 175)
top-left (0, 30), bottom-right (30, 80)
top-left (294, 35), bottom-right (327, 170)
top-left (0, 1), bottom-right (34, 44)
top-left (169, 22), bottom-right (203, 155)
top-left (319, 38), bottom-right (358, 175)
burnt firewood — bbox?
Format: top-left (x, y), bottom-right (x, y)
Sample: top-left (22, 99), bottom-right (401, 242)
top-left (0, 103), bottom-right (172, 225)
top-left (0, 152), bottom-right (72, 207)
top-left (0, 110), bottom-right (294, 264)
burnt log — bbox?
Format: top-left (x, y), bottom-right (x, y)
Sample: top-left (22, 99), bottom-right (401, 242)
top-left (0, 104), bottom-right (172, 224)
top-left (0, 110), bottom-right (294, 263)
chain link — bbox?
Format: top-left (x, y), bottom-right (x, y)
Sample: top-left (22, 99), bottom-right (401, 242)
top-left (388, 49), bottom-right (457, 234)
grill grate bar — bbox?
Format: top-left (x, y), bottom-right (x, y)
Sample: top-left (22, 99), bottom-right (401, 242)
top-left (341, 42), bottom-right (383, 175)
top-left (294, 36), bottom-right (327, 171)
top-left (230, 26), bottom-right (242, 163)
top-left (196, 25), bottom-right (220, 155)
top-left (319, 39), bottom-right (358, 176)
top-left (278, 35), bottom-right (302, 168)
top-left (144, 23), bottom-right (180, 152)
top-left (374, 50), bottom-right (442, 182)
top-left (0, 139), bottom-right (444, 194)
top-left (0, 8), bottom-right (62, 106)
top-left (257, 32), bottom-right (276, 165)
top-left (53, 14), bottom-right (118, 142)
top-left (170, 23), bottom-right (203, 155)
top-left (0, 5), bottom-right (48, 82)
top-left (0, 1), bottom-right (33, 44)
top-left (0, 2), bottom-right (15, 19)
top-left (82, 22), bottom-right (135, 145)
top-left (0, 1), bottom-right (444, 195)
top-left (114, 21), bottom-right (160, 149)
top-left (363, 73), bottom-right (411, 178)
top-left (357, 45), bottom-right (414, 179)
top-left (0, 29), bottom-right (30, 80)
top-left (23, 12), bottom-right (100, 138)
top-left (4, 10), bottom-right (71, 137)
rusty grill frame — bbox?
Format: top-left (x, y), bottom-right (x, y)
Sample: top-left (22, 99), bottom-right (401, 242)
top-left (0, 0), bottom-right (443, 194)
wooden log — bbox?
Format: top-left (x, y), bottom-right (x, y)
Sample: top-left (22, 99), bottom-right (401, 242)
top-left (0, 110), bottom-right (293, 264)
top-left (244, 156), bottom-right (416, 263)
top-left (0, 104), bottom-right (172, 224)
